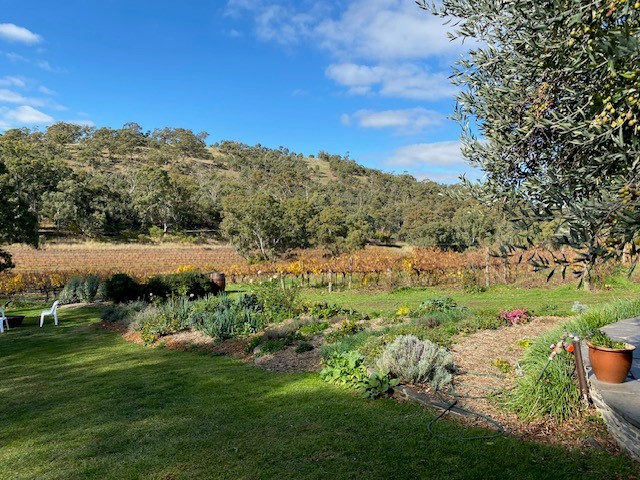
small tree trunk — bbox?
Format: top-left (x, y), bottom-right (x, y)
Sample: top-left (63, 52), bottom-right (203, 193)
top-left (485, 246), bottom-right (491, 287)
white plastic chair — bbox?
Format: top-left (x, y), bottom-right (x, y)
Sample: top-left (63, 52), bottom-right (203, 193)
top-left (40, 301), bottom-right (60, 327)
top-left (0, 307), bottom-right (8, 333)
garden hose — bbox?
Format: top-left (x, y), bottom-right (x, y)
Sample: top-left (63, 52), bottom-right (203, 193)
top-left (426, 371), bottom-right (507, 441)
top-left (426, 398), bottom-right (506, 441)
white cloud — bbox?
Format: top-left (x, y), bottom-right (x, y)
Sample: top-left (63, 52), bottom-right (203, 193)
top-left (225, 1), bottom-right (462, 100)
top-left (326, 63), bottom-right (457, 100)
top-left (39, 85), bottom-right (56, 95)
top-left (64, 118), bottom-right (95, 127)
top-left (0, 105), bottom-right (54, 126)
top-left (315, 0), bottom-right (463, 62)
top-left (0, 88), bottom-right (33, 104)
top-left (0, 88), bottom-right (66, 111)
top-left (0, 75), bottom-right (26, 88)
top-left (5, 52), bottom-right (28, 62)
top-left (384, 141), bottom-right (481, 183)
top-left (0, 23), bottom-right (42, 45)
top-left (342, 107), bottom-right (444, 134)
top-left (388, 141), bottom-right (465, 168)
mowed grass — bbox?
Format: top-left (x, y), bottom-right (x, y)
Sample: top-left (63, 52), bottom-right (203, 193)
top-left (1, 307), bottom-right (639, 480)
top-left (298, 275), bottom-right (640, 317)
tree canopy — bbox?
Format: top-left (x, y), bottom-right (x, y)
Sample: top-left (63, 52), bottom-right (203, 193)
top-left (0, 121), bottom-right (546, 261)
top-left (423, 0), bottom-right (640, 284)
top-left (0, 161), bottom-right (38, 272)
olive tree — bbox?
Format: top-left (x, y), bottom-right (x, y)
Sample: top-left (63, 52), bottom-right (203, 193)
top-left (423, 0), bottom-right (640, 286)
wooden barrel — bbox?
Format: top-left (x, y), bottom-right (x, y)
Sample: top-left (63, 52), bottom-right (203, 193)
top-left (210, 272), bottom-right (226, 292)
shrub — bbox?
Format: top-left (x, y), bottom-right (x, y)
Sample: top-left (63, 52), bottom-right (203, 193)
top-left (571, 301), bottom-right (589, 314)
top-left (58, 277), bottom-right (83, 304)
top-left (325, 319), bottom-right (362, 342)
top-left (417, 297), bottom-right (458, 314)
top-left (250, 280), bottom-right (299, 321)
top-left (189, 294), bottom-right (263, 340)
top-left (100, 300), bottom-right (147, 324)
top-left (297, 321), bottom-right (329, 338)
top-left (321, 330), bottom-right (380, 360)
top-left (105, 273), bottom-right (141, 303)
top-left (356, 371), bottom-right (399, 399)
top-left (300, 301), bottom-right (361, 320)
top-left (499, 308), bottom-right (532, 326)
top-left (376, 335), bottom-right (454, 390)
top-left (59, 275), bottom-right (103, 304)
top-left (137, 297), bottom-right (191, 344)
top-left (508, 299), bottom-right (640, 421)
top-left (320, 351), bottom-right (369, 387)
top-left (259, 335), bottom-right (296, 354)
top-left (145, 271), bottom-right (217, 300)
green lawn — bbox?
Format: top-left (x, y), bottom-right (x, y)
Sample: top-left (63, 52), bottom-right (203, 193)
top-left (298, 276), bottom-right (640, 317)
top-left (1, 306), bottom-right (638, 479)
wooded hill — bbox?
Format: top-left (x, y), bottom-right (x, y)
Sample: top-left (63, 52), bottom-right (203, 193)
top-left (0, 122), bottom-right (542, 260)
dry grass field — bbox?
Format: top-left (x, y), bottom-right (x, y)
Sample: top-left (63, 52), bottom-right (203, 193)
top-left (5, 242), bottom-right (243, 277)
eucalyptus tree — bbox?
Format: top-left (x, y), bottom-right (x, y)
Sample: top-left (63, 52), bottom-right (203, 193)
top-left (423, 0), bottom-right (640, 285)
top-left (0, 161), bottom-right (38, 272)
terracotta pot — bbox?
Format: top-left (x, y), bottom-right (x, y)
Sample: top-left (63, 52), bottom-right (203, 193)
top-left (587, 341), bottom-right (635, 383)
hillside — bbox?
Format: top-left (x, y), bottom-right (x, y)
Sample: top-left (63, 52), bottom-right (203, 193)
top-left (0, 123), bottom-right (526, 260)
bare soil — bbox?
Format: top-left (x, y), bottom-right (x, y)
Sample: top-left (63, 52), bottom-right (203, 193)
top-left (441, 316), bottom-right (621, 453)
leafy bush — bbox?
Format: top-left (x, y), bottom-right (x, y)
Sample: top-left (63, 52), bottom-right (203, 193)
top-left (59, 275), bottom-right (103, 304)
top-left (259, 335), bottom-right (297, 354)
top-left (320, 351), bottom-right (369, 387)
top-left (376, 335), bottom-right (454, 391)
top-left (325, 319), bottom-right (362, 342)
top-left (587, 330), bottom-right (627, 349)
top-left (417, 297), bottom-right (458, 314)
top-left (105, 273), bottom-right (141, 303)
top-left (356, 371), bottom-right (399, 399)
top-left (137, 297), bottom-right (191, 344)
top-left (250, 280), bottom-right (299, 321)
top-left (499, 309), bottom-right (532, 326)
top-left (189, 294), bottom-right (263, 340)
top-left (100, 301), bottom-right (147, 323)
top-left (321, 330), bottom-right (378, 360)
top-left (297, 321), bottom-right (329, 338)
top-left (571, 301), bottom-right (589, 314)
top-left (145, 271), bottom-right (216, 300)
top-left (300, 301), bottom-right (361, 320)
top-left (508, 299), bottom-right (640, 421)
top-left (58, 276), bottom-right (83, 304)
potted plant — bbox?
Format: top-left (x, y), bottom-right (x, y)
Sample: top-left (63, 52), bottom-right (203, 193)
top-left (586, 330), bottom-right (636, 383)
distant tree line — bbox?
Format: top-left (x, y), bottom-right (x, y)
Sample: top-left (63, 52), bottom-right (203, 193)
top-left (0, 123), bottom-right (556, 260)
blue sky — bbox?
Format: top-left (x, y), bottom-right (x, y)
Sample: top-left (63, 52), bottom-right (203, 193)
top-left (0, 0), bottom-right (479, 182)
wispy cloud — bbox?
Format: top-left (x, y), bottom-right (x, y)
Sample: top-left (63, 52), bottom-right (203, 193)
top-left (326, 63), bottom-right (456, 100)
top-left (315, 0), bottom-right (463, 62)
top-left (38, 85), bottom-right (56, 95)
top-left (341, 107), bottom-right (444, 135)
top-left (383, 141), bottom-right (479, 183)
top-left (0, 23), bottom-right (42, 45)
top-left (0, 75), bottom-right (26, 88)
top-left (0, 105), bottom-right (53, 128)
top-left (226, 0), bottom-right (462, 101)
top-left (0, 88), bottom-right (66, 110)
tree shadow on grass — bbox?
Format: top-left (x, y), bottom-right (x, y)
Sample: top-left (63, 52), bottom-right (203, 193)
top-left (1, 309), bottom-right (638, 480)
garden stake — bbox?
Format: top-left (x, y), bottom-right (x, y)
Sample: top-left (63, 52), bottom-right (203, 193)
top-left (571, 336), bottom-right (591, 405)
